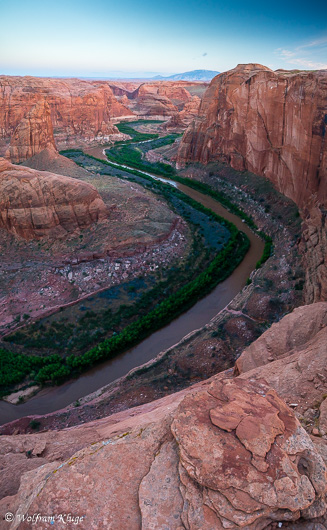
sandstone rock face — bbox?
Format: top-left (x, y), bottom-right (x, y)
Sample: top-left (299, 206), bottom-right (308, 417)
top-left (0, 158), bottom-right (108, 239)
top-left (129, 83), bottom-right (180, 117)
top-left (6, 99), bottom-right (56, 163)
top-left (1, 304), bottom-right (327, 527)
top-left (235, 303), bottom-right (327, 422)
top-left (2, 378), bottom-right (326, 529)
top-left (177, 64), bottom-right (327, 210)
top-left (172, 378), bottom-right (327, 529)
top-left (164, 95), bottom-right (201, 129)
top-left (0, 76), bottom-right (131, 154)
top-left (300, 206), bottom-right (327, 303)
top-left (235, 302), bottom-right (327, 374)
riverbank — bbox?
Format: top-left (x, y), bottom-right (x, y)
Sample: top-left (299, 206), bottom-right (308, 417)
top-left (0, 122), bottom-right (303, 431)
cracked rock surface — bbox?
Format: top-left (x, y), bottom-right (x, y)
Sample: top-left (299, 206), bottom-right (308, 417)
top-left (2, 377), bottom-right (326, 529)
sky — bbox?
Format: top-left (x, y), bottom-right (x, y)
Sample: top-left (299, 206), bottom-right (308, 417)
top-left (0, 0), bottom-right (326, 78)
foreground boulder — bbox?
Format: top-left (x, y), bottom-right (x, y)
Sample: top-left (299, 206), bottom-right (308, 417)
top-left (1, 377), bottom-right (326, 529)
top-left (0, 158), bottom-right (108, 239)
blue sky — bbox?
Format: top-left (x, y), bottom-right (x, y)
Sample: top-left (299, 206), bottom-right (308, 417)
top-left (0, 0), bottom-right (326, 77)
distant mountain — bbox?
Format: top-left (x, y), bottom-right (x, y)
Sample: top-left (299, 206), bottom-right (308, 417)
top-left (152, 70), bottom-right (220, 81)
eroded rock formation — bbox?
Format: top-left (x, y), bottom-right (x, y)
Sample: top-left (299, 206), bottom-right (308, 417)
top-left (0, 158), bottom-right (108, 239)
top-left (177, 64), bottom-right (327, 209)
top-left (0, 76), bottom-right (131, 155)
top-left (164, 95), bottom-right (201, 129)
top-left (1, 377), bottom-right (326, 529)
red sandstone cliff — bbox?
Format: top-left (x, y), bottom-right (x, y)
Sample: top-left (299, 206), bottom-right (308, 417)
top-left (177, 64), bottom-right (327, 302)
top-left (0, 158), bottom-right (108, 240)
top-left (164, 95), bottom-right (201, 129)
top-left (6, 99), bottom-right (56, 163)
top-left (177, 64), bottom-right (327, 209)
top-left (0, 76), bottom-right (132, 155)
top-left (118, 80), bottom-right (204, 117)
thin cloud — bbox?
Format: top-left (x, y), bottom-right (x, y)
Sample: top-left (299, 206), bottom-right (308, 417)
top-left (290, 58), bottom-right (327, 69)
top-left (274, 36), bottom-right (327, 70)
top-left (297, 37), bottom-right (327, 50)
top-left (275, 49), bottom-right (296, 59)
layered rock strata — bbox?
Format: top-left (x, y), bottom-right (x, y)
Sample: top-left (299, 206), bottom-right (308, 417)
top-left (177, 64), bottom-right (327, 209)
top-left (164, 95), bottom-right (201, 129)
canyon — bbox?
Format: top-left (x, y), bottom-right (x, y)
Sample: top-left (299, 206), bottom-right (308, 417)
top-left (0, 76), bottom-right (205, 161)
top-left (176, 64), bottom-right (327, 209)
top-left (0, 65), bottom-right (327, 528)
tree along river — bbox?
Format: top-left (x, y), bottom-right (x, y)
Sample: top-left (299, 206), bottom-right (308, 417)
top-left (0, 172), bottom-right (264, 425)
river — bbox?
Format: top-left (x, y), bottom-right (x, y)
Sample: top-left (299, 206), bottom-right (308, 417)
top-left (0, 171), bottom-right (264, 425)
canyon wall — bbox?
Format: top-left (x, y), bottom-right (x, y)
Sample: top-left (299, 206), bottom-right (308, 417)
top-left (6, 99), bottom-right (56, 164)
top-left (177, 64), bottom-right (327, 301)
top-left (0, 76), bottom-right (132, 156)
top-left (177, 64), bottom-right (327, 208)
top-left (111, 80), bottom-right (206, 117)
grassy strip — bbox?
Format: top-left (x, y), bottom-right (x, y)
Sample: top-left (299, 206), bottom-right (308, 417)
top-left (0, 171), bottom-right (249, 394)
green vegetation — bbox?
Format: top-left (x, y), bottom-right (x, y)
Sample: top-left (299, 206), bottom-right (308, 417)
top-left (5, 172), bottom-right (229, 356)
top-left (1, 185), bottom-right (249, 394)
top-left (105, 132), bottom-right (180, 177)
top-left (0, 349), bottom-right (70, 396)
top-left (63, 230), bottom-right (249, 373)
top-left (115, 122), bottom-right (159, 143)
top-left (107, 143), bottom-right (173, 176)
top-left (29, 420), bottom-right (41, 430)
top-left (82, 147), bottom-right (273, 270)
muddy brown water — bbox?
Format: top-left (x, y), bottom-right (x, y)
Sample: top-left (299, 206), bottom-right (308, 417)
top-left (0, 177), bottom-right (264, 425)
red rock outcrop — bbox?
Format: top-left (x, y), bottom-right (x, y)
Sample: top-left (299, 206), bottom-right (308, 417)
top-left (5, 99), bottom-right (56, 163)
top-left (235, 302), bottom-right (327, 374)
top-left (0, 158), bottom-right (108, 239)
top-left (129, 83), bottom-right (180, 117)
top-left (177, 64), bottom-right (327, 209)
top-left (0, 76), bottom-right (132, 154)
top-left (1, 377), bottom-right (326, 529)
top-left (124, 81), bottom-right (200, 117)
top-left (235, 303), bottom-right (327, 422)
top-left (300, 206), bottom-right (327, 303)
